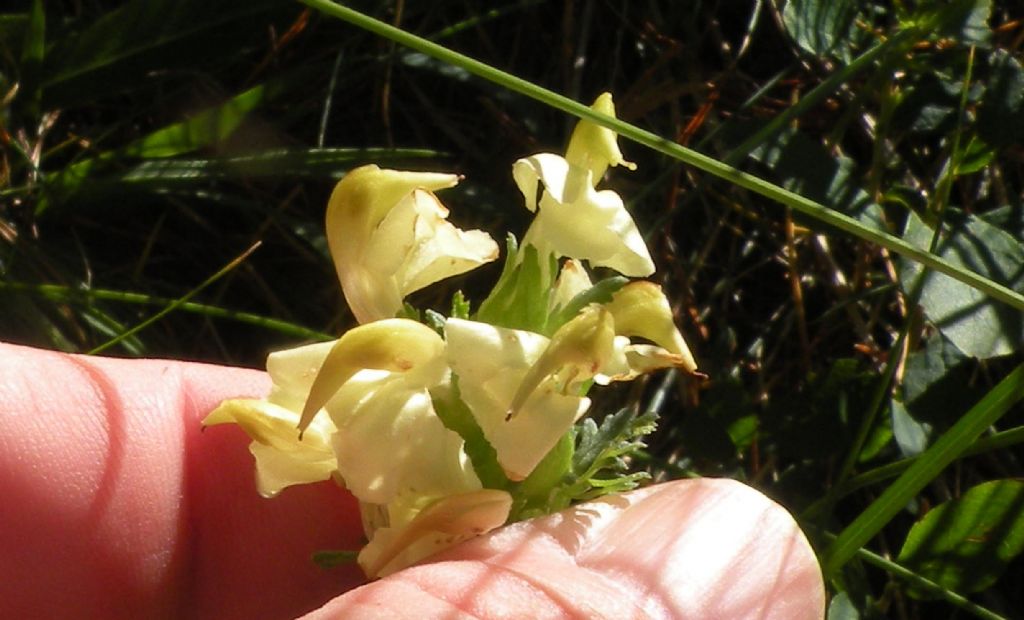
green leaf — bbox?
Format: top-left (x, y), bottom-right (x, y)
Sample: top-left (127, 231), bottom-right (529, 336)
top-left (430, 377), bottom-right (509, 490)
top-left (823, 363), bottom-right (1024, 574)
top-left (557, 408), bottom-right (657, 504)
top-left (781, 0), bottom-right (859, 60)
top-left (513, 433), bottom-right (574, 518)
top-left (890, 399), bottom-right (931, 458)
top-left (931, 0), bottom-right (992, 47)
top-left (546, 276), bottom-right (628, 333)
top-left (744, 126), bottom-right (888, 232)
top-left (826, 592), bottom-right (860, 620)
top-left (954, 136), bottom-right (996, 176)
top-left (901, 210), bottom-right (1024, 359)
top-left (897, 479), bottom-right (1024, 597)
top-left (902, 331), bottom-right (981, 428)
top-left (450, 290), bottom-right (471, 320)
top-left (474, 240), bottom-right (555, 333)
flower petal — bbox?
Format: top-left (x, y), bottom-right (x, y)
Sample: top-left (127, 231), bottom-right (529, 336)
top-left (358, 490), bottom-right (513, 578)
top-left (300, 319), bottom-right (446, 433)
top-left (203, 398), bottom-right (336, 498)
top-left (327, 165), bottom-right (498, 323)
top-left (264, 340), bottom-right (337, 413)
top-left (549, 259), bottom-right (593, 314)
top-left (445, 318), bottom-right (590, 480)
top-left (393, 190), bottom-right (499, 295)
top-left (605, 281), bottom-right (697, 372)
top-left (329, 377), bottom-right (481, 505)
top-left (515, 154), bottom-right (654, 276)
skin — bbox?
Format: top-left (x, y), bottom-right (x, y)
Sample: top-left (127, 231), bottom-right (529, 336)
top-left (0, 342), bottom-right (825, 619)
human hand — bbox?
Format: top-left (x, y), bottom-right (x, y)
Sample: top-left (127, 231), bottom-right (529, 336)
top-left (0, 342), bottom-right (824, 619)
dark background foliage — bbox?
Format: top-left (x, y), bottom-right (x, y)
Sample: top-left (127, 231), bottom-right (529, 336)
top-left (2, 1), bottom-right (1023, 617)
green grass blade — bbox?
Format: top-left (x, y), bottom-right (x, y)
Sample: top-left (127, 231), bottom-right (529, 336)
top-left (821, 363), bottom-right (1024, 575)
top-left (0, 280), bottom-right (333, 342)
top-left (87, 242), bottom-right (262, 355)
top-left (723, 26), bottom-right (918, 166)
top-left (301, 0), bottom-right (1024, 312)
top-left (115, 147), bottom-right (443, 183)
top-left (826, 425), bottom-right (1024, 503)
top-left (818, 532), bottom-right (1010, 620)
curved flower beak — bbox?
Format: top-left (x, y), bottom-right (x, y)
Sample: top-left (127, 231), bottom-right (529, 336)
top-left (298, 319), bottom-right (447, 433)
top-left (327, 165), bottom-right (499, 323)
top-left (294, 319), bottom-right (481, 509)
top-left (445, 317), bottom-right (601, 481)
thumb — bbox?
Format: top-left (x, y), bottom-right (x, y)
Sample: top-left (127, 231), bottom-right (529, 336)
top-left (307, 478), bottom-right (825, 619)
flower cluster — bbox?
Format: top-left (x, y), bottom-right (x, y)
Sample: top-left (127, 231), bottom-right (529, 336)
top-left (205, 93), bottom-right (699, 579)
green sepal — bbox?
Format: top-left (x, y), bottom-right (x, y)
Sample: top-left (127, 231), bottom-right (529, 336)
top-left (510, 432), bottom-right (575, 520)
top-left (475, 235), bottom-right (556, 333)
top-left (547, 275), bottom-right (629, 334)
top-left (430, 376), bottom-right (510, 490)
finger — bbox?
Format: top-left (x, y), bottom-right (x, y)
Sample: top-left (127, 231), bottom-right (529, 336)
top-left (307, 478), bottom-right (824, 619)
top-left (0, 342), bottom-right (364, 619)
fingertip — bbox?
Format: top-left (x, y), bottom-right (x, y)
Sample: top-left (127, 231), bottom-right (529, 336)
top-left (313, 479), bottom-right (824, 620)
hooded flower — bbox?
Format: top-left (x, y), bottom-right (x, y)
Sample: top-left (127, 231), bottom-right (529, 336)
top-left (357, 489), bottom-right (512, 578)
top-left (446, 305), bottom-right (650, 482)
top-left (294, 318), bottom-right (513, 577)
top-left (327, 165), bottom-right (499, 323)
top-left (203, 341), bottom-right (339, 497)
top-left (600, 281), bottom-right (698, 377)
top-left (513, 93), bottom-right (654, 277)
top-left (447, 283), bottom-right (699, 481)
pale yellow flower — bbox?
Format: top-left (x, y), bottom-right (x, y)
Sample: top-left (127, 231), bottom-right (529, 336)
top-left (290, 318), bottom-right (510, 578)
top-left (203, 341), bottom-right (339, 497)
top-left (327, 165), bottom-right (499, 323)
top-left (297, 319), bottom-right (482, 506)
top-left (445, 315), bottom-right (599, 481)
top-left (512, 94), bottom-right (654, 276)
top-left (602, 281), bottom-right (698, 375)
top-left (357, 490), bottom-right (512, 578)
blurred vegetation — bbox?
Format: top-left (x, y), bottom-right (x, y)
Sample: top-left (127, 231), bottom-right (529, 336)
top-left (2, 0), bottom-right (1024, 617)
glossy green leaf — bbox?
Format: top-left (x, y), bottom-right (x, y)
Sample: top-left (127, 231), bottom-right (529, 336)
top-left (781, 0), bottom-right (859, 59)
top-left (932, 0), bottom-right (992, 47)
top-left (824, 363), bottom-right (1024, 574)
top-left (901, 211), bottom-right (1024, 359)
top-left (897, 479), bottom-right (1024, 597)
